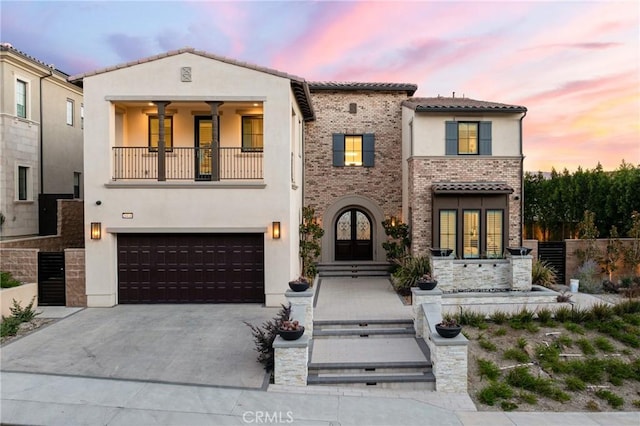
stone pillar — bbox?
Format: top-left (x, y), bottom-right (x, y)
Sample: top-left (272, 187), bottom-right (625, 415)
top-left (65, 248), bottom-right (86, 307)
top-left (285, 289), bottom-right (314, 336)
top-left (430, 254), bottom-right (454, 292)
top-left (421, 302), bottom-right (468, 393)
top-left (273, 335), bottom-right (309, 386)
top-left (509, 254), bottom-right (532, 291)
top-left (411, 288), bottom-right (442, 337)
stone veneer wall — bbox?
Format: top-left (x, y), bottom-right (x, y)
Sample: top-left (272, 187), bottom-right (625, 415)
top-left (0, 249), bottom-right (38, 283)
top-left (65, 249), bottom-right (86, 307)
top-left (407, 157), bottom-right (522, 255)
top-left (304, 90), bottom-right (408, 226)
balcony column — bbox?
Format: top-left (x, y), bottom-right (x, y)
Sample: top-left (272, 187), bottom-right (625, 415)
top-left (154, 101), bottom-right (171, 181)
top-left (206, 101), bottom-right (223, 181)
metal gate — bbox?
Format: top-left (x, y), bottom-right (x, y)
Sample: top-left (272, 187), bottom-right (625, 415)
top-left (38, 252), bottom-right (66, 306)
top-left (538, 242), bottom-right (566, 285)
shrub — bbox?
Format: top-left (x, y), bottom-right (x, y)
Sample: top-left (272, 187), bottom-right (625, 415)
top-left (477, 358), bottom-right (501, 381)
top-left (458, 309), bottom-right (487, 328)
top-left (556, 335), bottom-right (573, 348)
top-left (493, 327), bottom-right (507, 336)
top-left (0, 316), bottom-right (21, 337)
top-left (517, 391), bottom-right (538, 405)
top-left (244, 304), bottom-right (292, 371)
top-left (564, 322), bottom-right (585, 335)
top-left (536, 308), bottom-right (554, 326)
top-left (532, 260), bottom-right (558, 288)
top-left (593, 336), bottom-right (616, 353)
top-left (565, 376), bottom-right (586, 391)
top-left (490, 310), bottom-right (509, 325)
top-left (565, 358), bottom-right (606, 383)
top-left (554, 307), bottom-right (574, 323)
top-left (9, 298), bottom-right (39, 323)
top-left (516, 337), bottom-right (528, 350)
top-left (479, 338), bottom-right (497, 352)
top-left (477, 381), bottom-right (513, 406)
top-left (574, 260), bottom-right (603, 294)
top-left (503, 348), bottom-right (529, 363)
top-left (595, 389), bottom-right (624, 408)
top-left (391, 255), bottom-right (431, 295)
top-left (500, 401), bottom-right (518, 411)
top-left (576, 338), bottom-right (596, 355)
top-left (506, 366), bottom-right (570, 401)
top-left (0, 271), bottom-right (22, 289)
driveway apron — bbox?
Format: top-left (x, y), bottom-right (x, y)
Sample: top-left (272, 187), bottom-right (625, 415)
top-left (0, 305), bottom-right (278, 389)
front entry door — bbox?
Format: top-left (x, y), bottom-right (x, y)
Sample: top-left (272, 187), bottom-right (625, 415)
top-left (195, 116), bottom-right (213, 180)
top-left (335, 209), bottom-right (373, 261)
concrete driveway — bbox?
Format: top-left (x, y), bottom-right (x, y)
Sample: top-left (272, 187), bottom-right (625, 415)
top-left (0, 305), bottom-right (279, 389)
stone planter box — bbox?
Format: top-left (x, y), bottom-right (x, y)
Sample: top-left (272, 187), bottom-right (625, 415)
top-left (1, 283), bottom-right (38, 317)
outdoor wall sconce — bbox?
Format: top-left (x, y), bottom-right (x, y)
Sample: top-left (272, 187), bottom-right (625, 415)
top-left (272, 221), bottom-right (281, 239)
top-left (390, 216), bottom-right (397, 227)
top-left (90, 222), bottom-right (102, 240)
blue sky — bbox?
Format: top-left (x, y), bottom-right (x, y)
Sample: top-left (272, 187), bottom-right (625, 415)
top-left (3, 0), bottom-right (639, 172)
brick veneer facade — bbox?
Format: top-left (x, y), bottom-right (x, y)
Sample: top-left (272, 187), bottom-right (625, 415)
top-left (304, 90), bottom-right (408, 238)
top-left (408, 157), bottom-right (523, 255)
top-left (0, 248), bottom-right (38, 283)
top-left (65, 248), bottom-right (87, 307)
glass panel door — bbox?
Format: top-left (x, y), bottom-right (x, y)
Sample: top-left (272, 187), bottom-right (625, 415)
top-left (439, 210), bottom-right (457, 256)
top-left (195, 117), bottom-right (212, 180)
top-left (486, 210), bottom-right (503, 258)
top-left (463, 210), bottom-right (480, 258)
top-left (335, 209), bottom-right (373, 261)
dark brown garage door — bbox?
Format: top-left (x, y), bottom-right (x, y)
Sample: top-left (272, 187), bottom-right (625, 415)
top-left (118, 233), bottom-right (264, 304)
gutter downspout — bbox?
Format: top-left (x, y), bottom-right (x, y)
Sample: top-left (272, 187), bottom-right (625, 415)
top-left (519, 110), bottom-right (528, 246)
top-left (39, 68), bottom-right (53, 195)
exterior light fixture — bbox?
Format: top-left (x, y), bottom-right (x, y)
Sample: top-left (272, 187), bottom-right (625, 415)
top-left (90, 222), bottom-right (102, 240)
top-left (272, 221), bottom-right (281, 239)
top-left (390, 216), bottom-right (396, 227)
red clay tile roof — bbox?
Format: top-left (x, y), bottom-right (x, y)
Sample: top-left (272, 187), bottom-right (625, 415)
top-left (309, 81), bottom-right (417, 95)
top-left (403, 97), bottom-right (526, 113)
top-left (432, 182), bottom-right (514, 194)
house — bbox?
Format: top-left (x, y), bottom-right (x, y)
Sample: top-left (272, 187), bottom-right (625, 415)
top-left (71, 48), bottom-right (526, 307)
top-left (0, 43), bottom-right (84, 238)
top-left (70, 48), bottom-right (313, 307)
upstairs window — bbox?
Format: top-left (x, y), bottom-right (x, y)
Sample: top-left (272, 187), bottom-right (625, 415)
top-left (446, 121), bottom-right (492, 155)
top-left (148, 116), bottom-right (173, 152)
top-left (332, 133), bottom-right (375, 167)
top-left (66, 99), bottom-right (74, 126)
top-left (17, 166), bottom-right (29, 200)
top-left (73, 172), bottom-right (81, 198)
top-left (458, 122), bottom-right (477, 154)
top-left (16, 80), bottom-right (27, 118)
top-left (242, 116), bottom-right (263, 151)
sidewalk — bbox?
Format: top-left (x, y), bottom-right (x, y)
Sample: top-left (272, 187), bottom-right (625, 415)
top-left (2, 371), bottom-right (638, 425)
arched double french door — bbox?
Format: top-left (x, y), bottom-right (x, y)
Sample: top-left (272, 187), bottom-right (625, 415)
top-left (335, 208), bottom-right (373, 261)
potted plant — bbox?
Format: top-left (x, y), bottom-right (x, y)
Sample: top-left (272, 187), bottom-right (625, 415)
top-left (435, 314), bottom-right (462, 338)
top-left (288, 276), bottom-right (310, 292)
top-left (429, 247), bottom-right (453, 257)
top-left (416, 272), bottom-right (437, 290)
top-left (278, 319), bottom-right (305, 341)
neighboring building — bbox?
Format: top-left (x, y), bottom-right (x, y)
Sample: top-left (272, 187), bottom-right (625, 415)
top-left (0, 43), bottom-right (84, 237)
top-left (71, 48), bottom-right (526, 307)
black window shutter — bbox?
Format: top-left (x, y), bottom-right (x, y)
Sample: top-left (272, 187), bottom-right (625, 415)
top-left (363, 133), bottom-right (375, 167)
top-left (445, 121), bottom-right (458, 155)
top-left (479, 122), bottom-right (492, 155)
top-left (332, 134), bottom-right (345, 166)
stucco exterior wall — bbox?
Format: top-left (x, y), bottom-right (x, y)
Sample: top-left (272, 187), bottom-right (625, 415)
top-left (304, 90), bottom-right (408, 262)
top-left (82, 52), bottom-right (303, 307)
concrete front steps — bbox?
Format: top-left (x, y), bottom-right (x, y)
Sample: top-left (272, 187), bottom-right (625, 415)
top-left (308, 319), bottom-right (435, 390)
top-left (317, 262), bottom-right (391, 278)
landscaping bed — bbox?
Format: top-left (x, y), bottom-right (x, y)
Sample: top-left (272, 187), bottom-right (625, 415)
top-left (463, 298), bottom-right (640, 412)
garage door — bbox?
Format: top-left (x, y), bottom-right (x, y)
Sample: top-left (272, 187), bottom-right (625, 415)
top-left (118, 233), bottom-right (264, 304)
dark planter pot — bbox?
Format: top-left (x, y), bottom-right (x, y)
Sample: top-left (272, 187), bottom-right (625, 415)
top-left (279, 327), bottom-right (305, 341)
top-left (435, 323), bottom-right (462, 338)
top-left (288, 281), bottom-right (310, 292)
top-left (506, 247), bottom-right (532, 256)
top-left (417, 280), bottom-right (438, 291)
top-left (429, 248), bottom-right (453, 257)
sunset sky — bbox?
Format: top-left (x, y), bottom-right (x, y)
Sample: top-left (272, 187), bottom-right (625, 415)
top-left (2, 0), bottom-right (638, 172)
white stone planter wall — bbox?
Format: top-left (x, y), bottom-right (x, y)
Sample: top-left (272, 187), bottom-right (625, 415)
top-left (1, 283), bottom-right (38, 317)
top-left (431, 254), bottom-right (532, 293)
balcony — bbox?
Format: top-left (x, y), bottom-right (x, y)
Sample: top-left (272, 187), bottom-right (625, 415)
top-left (113, 146), bottom-right (263, 181)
